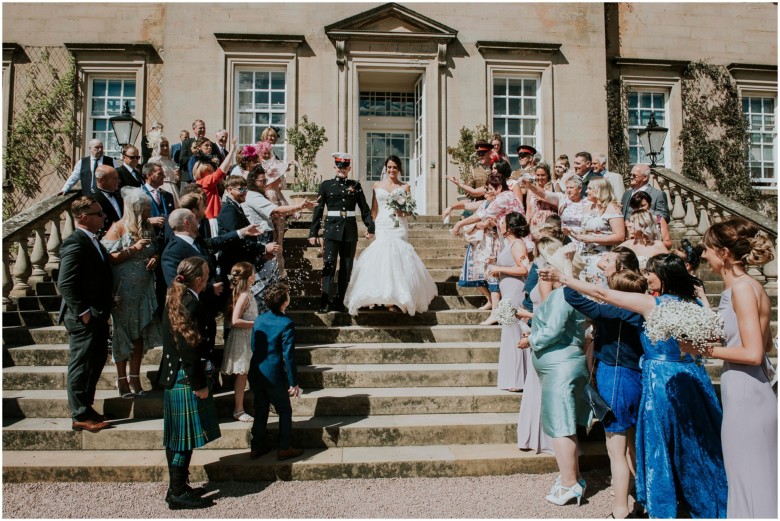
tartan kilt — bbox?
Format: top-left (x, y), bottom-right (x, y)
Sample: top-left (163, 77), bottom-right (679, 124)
top-left (163, 369), bottom-right (221, 451)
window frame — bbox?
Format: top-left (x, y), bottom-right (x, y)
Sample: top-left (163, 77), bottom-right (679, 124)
top-left (490, 74), bottom-right (542, 171)
top-left (233, 66), bottom-right (289, 160)
top-left (86, 75), bottom-right (138, 161)
top-left (741, 90), bottom-right (778, 190)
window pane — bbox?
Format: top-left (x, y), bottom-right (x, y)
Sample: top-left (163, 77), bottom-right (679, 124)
top-left (255, 72), bottom-right (269, 90)
top-left (93, 80), bottom-right (106, 97)
top-left (271, 113), bottom-right (285, 125)
top-left (751, 98), bottom-right (762, 113)
top-left (628, 93), bottom-right (639, 109)
top-left (94, 119), bottom-right (106, 131)
top-left (523, 99), bottom-right (536, 116)
top-left (108, 80), bottom-right (122, 97)
top-left (239, 113), bottom-right (252, 125)
top-left (641, 93), bottom-right (652, 108)
top-left (271, 71), bottom-right (285, 90)
top-left (107, 99), bottom-right (121, 114)
top-left (91, 98), bottom-right (105, 115)
top-left (239, 72), bottom-right (253, 89)
top-left (508, 119), bottom-right (520, 135)
top-left (508, 98), bottom-right (520, 115)
top-left (239, 91), bottom-right (252, 110)
top-left (764, 98), bottom-right (775, 113)
top-left (523, 80), bottom-right (535, 97)
top-left (271, 91), bottom-right (285, 107)
top-left (493, 97), bottom-right (506, 115)
top-left (493, 118), bottom-right (506, 133)
top-left (124, 81), bottom-right (136, 97)
top-left (239, 126), bottom-right (253, 144)
top-left (508, 79), bottom-right (522, 97)
top-left (255, 91), bottom-right (269, 110)
top-left (653, 93), bottom-right (663, 107)
top-left (493, 79), bottom-right (506, 96)
top-left (255, 112), bottom-right (269, 125)
top-left (523, 119), bottom-right (535, 135)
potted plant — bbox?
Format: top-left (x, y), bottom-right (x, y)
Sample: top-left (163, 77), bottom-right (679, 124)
top-left (446, 123), bottom-right (491, 197)
top-left (285, 115), bottom-right (328, 206)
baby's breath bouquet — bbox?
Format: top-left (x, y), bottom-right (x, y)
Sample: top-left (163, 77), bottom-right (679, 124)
top-left (644, 299), bottom-right (724, 354)
top-left (386, 188), bottom-right (418, 227)
top-left (495, 297), bottom-right (519, 326)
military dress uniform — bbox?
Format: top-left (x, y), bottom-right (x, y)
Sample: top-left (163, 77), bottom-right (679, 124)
top-left (309, 174), bottom-right (374, 312)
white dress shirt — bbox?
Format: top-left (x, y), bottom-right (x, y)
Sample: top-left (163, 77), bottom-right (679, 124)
top-left (61, 155), bottom-right (109, 192)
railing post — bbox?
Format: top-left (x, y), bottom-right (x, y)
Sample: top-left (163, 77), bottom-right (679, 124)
top-left (683, 200), bottom-right (700, 238)
top-left (45, 217), bottom-right (62, 275)
top-left (61, 210), bottom-right (74, 242)
top-left (28, 224), bottom-right (50, 285)
top-left (10, 239), bottom-right (33, 297)
top-left (2, 242), bottom-right (14, 307)
top-left (762, 247), bottom-right (777, 297)
top-left (670, 190), bottom-right (687, 234)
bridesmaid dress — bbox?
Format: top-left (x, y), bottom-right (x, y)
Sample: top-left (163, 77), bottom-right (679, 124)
top-left (635, 295), bottom-right (728, 518)
top-left (718, 287), bottom-right (778, 519)
top-left (496, 239), bottom-right (530, 390)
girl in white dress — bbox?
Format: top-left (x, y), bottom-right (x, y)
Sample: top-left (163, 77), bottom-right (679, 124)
top-left (221, 262), bottom-right (258, 422)
top-left (344, 155), bottom-right (438, 315)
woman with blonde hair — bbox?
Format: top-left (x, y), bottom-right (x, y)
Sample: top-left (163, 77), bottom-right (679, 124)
top-left (147, 131), bottom-right (181, 206)
top-left (221, 262), bottom-right (258, 423)
top-left (101, 189), bottom-right (161, 398)
top-left (619, 209), bottom-right (668, 269)
top-left (159, 256), bottom-right (220, 509)
top-left (682, 218), bottom-right (777, 518)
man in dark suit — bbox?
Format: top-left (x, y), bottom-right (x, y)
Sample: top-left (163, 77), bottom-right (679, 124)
top-left (117, 145), bottom-right (143, 189)
top-left (171, 130), bottom-right (189, 165)
top-left (142, 161), bottom-right (176, 316)
top-left (212, 129), bottom-right (229, 164)
top-left (178, 119), bottom-right (206, 185)
top-left (308, 152), bottom-right (375, 313)
top-left (57, 139), bottom-right (115, 195)
top-left (57, 196), bottom-right (114, 433)
top-left (217, 176), bottom-right (278, 285)
top-left (621, 163), bottom-right (670, 222)
top-left (91, 166), bottom-right (123, 235)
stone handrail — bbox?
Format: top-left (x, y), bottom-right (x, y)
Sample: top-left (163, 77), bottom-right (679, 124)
top-left (3, 191), bottom-right (81, 305)
top-left (651, 167), bottom-right (777, 295)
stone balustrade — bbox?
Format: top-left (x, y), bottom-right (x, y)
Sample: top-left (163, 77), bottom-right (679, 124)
top-left (2, 192), bottom-right (80, 308)
top-left (651, 167), bottom-right (778, 296)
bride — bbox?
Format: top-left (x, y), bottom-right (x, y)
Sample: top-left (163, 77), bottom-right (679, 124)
top-left (344, 155), bottom-right (438, 316)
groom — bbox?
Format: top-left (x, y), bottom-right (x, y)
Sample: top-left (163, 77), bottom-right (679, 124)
top-left (308, 153), bottom-right (375, 313)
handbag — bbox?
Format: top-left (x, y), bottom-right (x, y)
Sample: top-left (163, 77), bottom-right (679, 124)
top-left (582, 323), bottom-right (619, 429)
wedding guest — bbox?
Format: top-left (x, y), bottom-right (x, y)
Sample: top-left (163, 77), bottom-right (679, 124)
top-left (681, 218), bottom-right (777, 518)
top-left (452, 172), bottom-right (524, 324)
top-left (221, 262), bottom-right (258, 423)
top-left (517, 240), bottom-right (590, 506)
top-left (539, 254), bottom-right (728, 518)
top-left (193, 138), bottom-right (237, 219)
top-left (158, 256), bottom-right (219, 510)
top-left (552, 155), bottom-right (573, 193)
top-left (248, 283), bottom-right (304, 461)
top-left (619, 209), bottom-right (668, 269)
top-left (229, 144), bottom-right (260, 179)
top-left (101, 190), bottom-right (161, 398)
top-left (486, 212), bottom-right (532, 391)
top-left (147, 132), bottom-right (181, 206)
top-left (563, 269), bottom-right (646, 519)
top-left (627, 190), bottom-right (672, 249)
top-left (526, 163), bottom-right (558, 239)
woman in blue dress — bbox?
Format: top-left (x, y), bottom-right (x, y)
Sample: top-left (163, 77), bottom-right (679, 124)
top-left (540, 253), bottom-right (727, 518)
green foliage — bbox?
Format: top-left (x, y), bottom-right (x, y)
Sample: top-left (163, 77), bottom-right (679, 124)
top-left (285, 114), bottom-right (328, 192)
top-left (679, 61), bottom-right (764, 210)
top-left (605, 79), bottom-right (630, 179)
top-left (3, 50), bottom-right (76, 218)
top-left (446, 124), bottom-right (491, 188)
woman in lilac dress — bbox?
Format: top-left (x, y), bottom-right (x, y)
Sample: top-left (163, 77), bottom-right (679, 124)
top-left (680, 218), bottom-right (777, 518)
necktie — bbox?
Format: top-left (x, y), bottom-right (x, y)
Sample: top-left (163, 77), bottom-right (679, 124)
top-left (92, 237), bottom-right (105, 261)
top-left (150, 189), bottom-right (160, 205)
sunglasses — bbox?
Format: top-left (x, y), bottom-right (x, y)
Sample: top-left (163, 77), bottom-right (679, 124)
top-left (476, 150), bottom-right (489, 156)
top-left (124, 155), bottom-right (141, 160)
top-left (335, 161), bottom-right (350, 169)
top-left (83, 210), bottom-right (105, 217)
top-left (233, 187), bottom-right (248, 193)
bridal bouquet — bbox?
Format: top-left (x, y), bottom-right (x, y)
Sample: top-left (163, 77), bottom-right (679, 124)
top-left (494, 297), bottom-right (519, 326)
top-left (386, 188), bottom-right (418, 227)
top-left (644, 299), bottom-right (724, 354)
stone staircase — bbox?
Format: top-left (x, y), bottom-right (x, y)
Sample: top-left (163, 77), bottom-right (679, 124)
top-left (2, 214), bottom-right (776, 483)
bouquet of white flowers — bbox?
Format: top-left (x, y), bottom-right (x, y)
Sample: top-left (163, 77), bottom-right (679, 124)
top-left (386, 188), bottom-right (418, 227)
top-left (494, 297), bottom-right (519, 326)
top-left (644, 299), bottom-right (724, 353)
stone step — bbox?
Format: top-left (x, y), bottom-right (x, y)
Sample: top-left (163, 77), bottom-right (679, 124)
top-left (291, 295), bottom-right (486, 310)
top-left (4, 342), bottom-right (501, 367)
top-left (2, 362), bottom-right (503, 391)
top-left (2, 412), bottom-right (524, 451)
top-left (285, 237), bottom-right (469, 249)
top-left (289, 281), bottom-right (482, 297)
top-left (3, 386), bottom-right (520, 419)
top-left (1, 442), bottom-right (609, 483)
top-left (298, 247), bottom-right (468, 260)
top-left (287, 310), bottom-right (491, 326)
top-left (286, 257), bottom-right (465, 270)
top-left (285, 228), bottom-right (457, 239)
top-left (284, 268), bottom-right (461, 283)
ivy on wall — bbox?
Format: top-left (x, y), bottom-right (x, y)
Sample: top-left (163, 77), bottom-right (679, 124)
top-left (605, 79), bottom-right (630, 179)
top-left (3, 50), bottom-right (76, 218)
top-left (679, 61), bottom-right (764, 210)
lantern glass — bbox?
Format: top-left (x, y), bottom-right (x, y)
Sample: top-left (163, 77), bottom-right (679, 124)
top-left (109, 102), bottom-right (142, 148)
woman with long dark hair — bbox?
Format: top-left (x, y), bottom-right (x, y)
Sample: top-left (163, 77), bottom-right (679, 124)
top-left (158, 256), bottom-right (220, 510)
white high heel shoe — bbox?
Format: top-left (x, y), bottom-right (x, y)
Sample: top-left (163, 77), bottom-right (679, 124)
top-left (545, 479), bottom-right (586, 506)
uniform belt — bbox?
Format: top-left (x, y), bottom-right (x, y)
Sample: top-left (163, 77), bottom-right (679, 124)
top-left (327, 210), bottom-right (356, 217)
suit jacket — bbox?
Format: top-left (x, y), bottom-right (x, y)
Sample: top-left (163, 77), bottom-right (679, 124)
top-left (117, 163), bottom-right (143, 189)
top-left (217, 196), bottom-right (268, 277)
top-left (158, 291), bottom-right (213, 390)
top-left (92, 189), bottom-right (123, 234)
top-left (161, 235), bottom-right (216, 287)
top-left (212, 144), bottom-right (227, 164)
top-left (171, 142), bottom-right (183, 165)
top-left (57, 228), bottom-right (113, 323)
top-left (143, 185), bottom-right (175, 219)
top-left (178, 137), bottom-right (197, 181)
top-left (250, 310), bottom-right (298, 388)
top-left (309, 177), bottom-right (375, 241)
top-left (621, 185), bottom-right (670, 222)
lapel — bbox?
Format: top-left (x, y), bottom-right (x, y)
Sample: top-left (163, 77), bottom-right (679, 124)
top-left (76, 228), bottom-right (109, 268)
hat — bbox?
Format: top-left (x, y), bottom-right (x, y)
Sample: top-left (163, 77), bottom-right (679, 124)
top-left (475, 140), bottom-right (493, 151)
top-left (538, 241), bottom-right (585, 279)
top-left (332, 152), bottom-right (352, 164)
top-left (262, 158), bottom-right (287, 185)
top-left (516, 144), bottom-right (537, 156)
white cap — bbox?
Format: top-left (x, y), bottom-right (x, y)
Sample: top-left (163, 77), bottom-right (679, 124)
top-left (331, 152), bottom-right (352, 163)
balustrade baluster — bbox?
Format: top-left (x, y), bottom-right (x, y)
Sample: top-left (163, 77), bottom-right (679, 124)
top-left (61, 210), bottom-right (74, 241)
top-left (683, 200), bottom-right (700, 238)
top-left (28, 224), bottom-right (50, 285)
top-left (2, 242), bottom-right (14, 306)
top-left (10, 239), bottom-right (33, 297)
top-left (697, 206), bottom-right (712, 237)
top-left (762, 246), bottom-right (777, 296)
top-left (45, 217), bottom-right (62, 274)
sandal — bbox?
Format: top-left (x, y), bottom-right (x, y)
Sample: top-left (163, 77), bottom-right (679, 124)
top-left (233, 411), bottom-right (254, 422)
top-left (115, 377), bottom-right (134, 400)
top-left (128, 374), bottom-right (148, 396)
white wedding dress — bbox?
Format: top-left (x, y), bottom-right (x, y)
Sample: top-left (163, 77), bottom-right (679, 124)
top-left (344, 188), bottom-right (438, 316)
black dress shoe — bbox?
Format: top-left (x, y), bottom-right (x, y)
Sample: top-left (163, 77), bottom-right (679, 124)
top-left (166, 490), bottom-right (214, 510)
top-left (317, 304), bottom-right (332, 314)
top-left (250, 447), bottom-right (273, 460)
top-left (330, 302), bottom-right (346, 313)
top-left (166, 484), bottom-right (206, 501)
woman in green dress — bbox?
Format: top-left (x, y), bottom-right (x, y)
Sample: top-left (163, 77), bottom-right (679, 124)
top-left (518, 239), bottom-right (591, 507)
